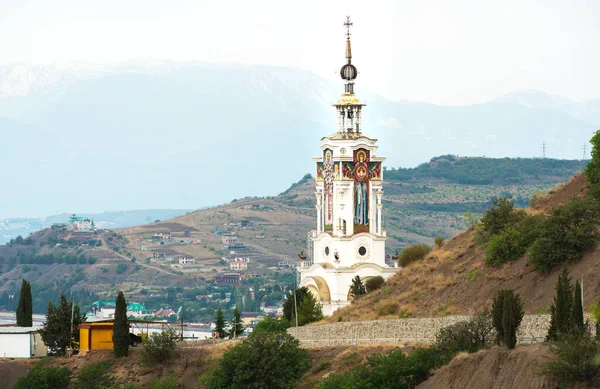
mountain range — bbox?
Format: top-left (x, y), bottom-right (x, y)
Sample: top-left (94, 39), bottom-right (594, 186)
top-left (0, 61), bottom-right (597, 217)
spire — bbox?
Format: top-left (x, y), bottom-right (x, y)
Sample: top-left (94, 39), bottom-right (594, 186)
top-left (340, 16), bottom-right (358, 85)
top-left (345, 16), bottom-right (353, 64)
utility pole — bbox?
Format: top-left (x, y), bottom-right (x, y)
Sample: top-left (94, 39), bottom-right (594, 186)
top-left (579, 276), bottom-right (584, 319)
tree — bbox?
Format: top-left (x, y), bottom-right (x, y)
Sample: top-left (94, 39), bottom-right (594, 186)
top-left (572, 280), bottom-right (584, 333)
top-left (475, 197), bottom-right (525, 244)
top-left (208, 332), bottom-right (310, 389)
top-left (491, 289), bottom-right (524, 348)
top-left (297, 292), bottom-right (324, 326)
top-left (586, 130), bottom-right (600, 198)
top-left (350, 276), bottom-right (367, 299)
top-left (39, 293), bottom-right (85, 355)
top-left (214, 309), bottom-right (227, 339)
top-left (113, 291), bottom-right (129, 357)
top-left (547, 265), bottom-right (574, 341)
top-left (283, 287), bottom-right (323, 326)
top-left (229, 306), bottom-right (244, 338)
top-left (16, 279), bottom-right (32, 327)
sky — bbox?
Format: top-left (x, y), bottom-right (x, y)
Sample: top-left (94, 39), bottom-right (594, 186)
top-left (1, 0), bottom-right (599, 105)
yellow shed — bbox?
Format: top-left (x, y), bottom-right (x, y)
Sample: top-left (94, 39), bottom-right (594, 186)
top-left (79, 322), bottom-right (115, 351)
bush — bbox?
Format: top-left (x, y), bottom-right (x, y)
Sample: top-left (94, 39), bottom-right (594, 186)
top-left (74, 360), bottom-right (114, 389)
top-left (252, 317), bottom-right (290, 334)
top-left (528, 197), bottom-right (600, 273)
top-left (141, 329), bottom-right (179, 364)
top-left (484, 225), bottom-right (526, 265)
top-left (434, 235), bottom-right (444, 248)
top-left (539, 331), bottom-right (600, 388)
top-left (319, 347), bottom-right (447, 389)
top-left (14, 365), bottom-right (70, 389)
top-left (435, 312), bottom-right (493, 356)
top-left (116, 263), bottom-right (128, 274)
top-left (149, 374), bottom-right (181, 389)
top-left (377, 302), bottom-right (399, 316)
top-left (365, 276), bottom-right (385, 292)
top-left (208, 332), bottom-right (310, 389)
top-left (397, 244), bottom-right (431, 267)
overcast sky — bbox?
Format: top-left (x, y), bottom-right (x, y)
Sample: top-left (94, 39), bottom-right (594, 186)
top-left (1, 0), bottom-right (599, 105)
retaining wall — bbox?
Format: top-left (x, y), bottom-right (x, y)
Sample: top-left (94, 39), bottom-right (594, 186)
top-left (287, 314), bottom-right (595, 347)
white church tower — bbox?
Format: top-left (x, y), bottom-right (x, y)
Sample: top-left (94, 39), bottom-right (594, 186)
top-left (299, 17), bottom-right (397, 316)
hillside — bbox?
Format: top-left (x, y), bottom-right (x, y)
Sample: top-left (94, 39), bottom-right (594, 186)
top-left (323, 172), bottom-right (597, 322)
top-left (0, 156), bottom-right (585, 315)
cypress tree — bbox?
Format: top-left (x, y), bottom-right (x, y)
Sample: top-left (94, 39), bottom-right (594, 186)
top-left (229, 306), bottom-right (244, 338)
top-left (16, 279), bottom-right (32, 327)
top-left (492, 290), bottom-right (508, 345)
top-left (491, 289), bottom-right (524, 348)
top-left (214, 309), bottom-right (227, 339)
top-left (547, 265), bottom-right (574, 340)
top-left (572, 280), bottom-right (584, 332)
top-left (113, 291), bottom-right (129, 357)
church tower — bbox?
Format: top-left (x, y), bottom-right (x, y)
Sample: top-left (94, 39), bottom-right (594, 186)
top-left (299, 17), bottom-right (397, 316)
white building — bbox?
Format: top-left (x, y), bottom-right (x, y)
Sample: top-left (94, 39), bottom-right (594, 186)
top-left (178, 257), bottom-right (196, 265)
top-left (0, 327), bottom-right (47, 358)
top-left (299, 17), bottom-right (397, 316)
top-left (230, 260), bottom-right (248, 271)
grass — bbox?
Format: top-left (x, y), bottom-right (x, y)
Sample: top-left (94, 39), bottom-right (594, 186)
top-left (311, 360), bottom-right (332, 373)
top-left (434, 299), bottom-right (457, 314)
top-left (466, 270), bottom-right (479, 281)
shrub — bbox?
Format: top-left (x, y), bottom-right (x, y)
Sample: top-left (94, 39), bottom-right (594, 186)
top-left (252, 317), bottom-right (289, 334)
top-left (141, 329), bottom-right (179, 364)
top-left (14, 365), bottom-right (70, 389)
top-left (484, 225), bottom-right (526, 265)
top-left (377, 302), bottom-right (399, 316)
top-left (116, 263), bottom-right (128, 274)
top-left (149, 374), bottom-right (180, 389)
top-left (208, 332), bottom-right (310, 389)
top-left (365, 276), bottom-right (385, 292)
top-left (435, 312), bottom-right (493, 356)
top-left (311, 360), bottom-right (332, 373)
top-left (539, 331), bottom-right (600, 388)
top-left (74, 360), bottom-right (114, 389)
top-left (528, 197), bottom-right (600, 273)
top-left (434, 235), bottom-right (444, 248)
top-left (319, 347), bottom-right (446, 389)
top-left (397, 244), bottom-right (431, 267)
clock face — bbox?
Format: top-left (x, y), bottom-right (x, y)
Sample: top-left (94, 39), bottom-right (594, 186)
top-left (340, 148), bottom-right (346, 155)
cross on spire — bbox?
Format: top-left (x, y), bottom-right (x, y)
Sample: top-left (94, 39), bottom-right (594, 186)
top-left (344, 16), bottom-right (353, 38)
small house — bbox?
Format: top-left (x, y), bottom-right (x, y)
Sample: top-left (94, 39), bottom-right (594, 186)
top-left (0, 327), bottom-right (47, 358)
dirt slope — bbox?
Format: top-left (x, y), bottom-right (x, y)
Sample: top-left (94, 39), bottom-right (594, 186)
top-left (416, 345), bottom-right (559, 389)
top-left (324, 173), bottom-right (600, 322)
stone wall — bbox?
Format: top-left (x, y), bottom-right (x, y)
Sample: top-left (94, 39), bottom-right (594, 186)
top-left (287, 314), bottom-right (595, 347)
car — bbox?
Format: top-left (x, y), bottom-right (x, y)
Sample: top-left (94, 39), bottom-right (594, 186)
top-left (129, 333), bottom-right (143, 347)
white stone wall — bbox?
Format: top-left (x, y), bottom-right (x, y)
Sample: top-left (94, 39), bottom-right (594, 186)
top-left (287, 314), bottom-right (596, 347)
